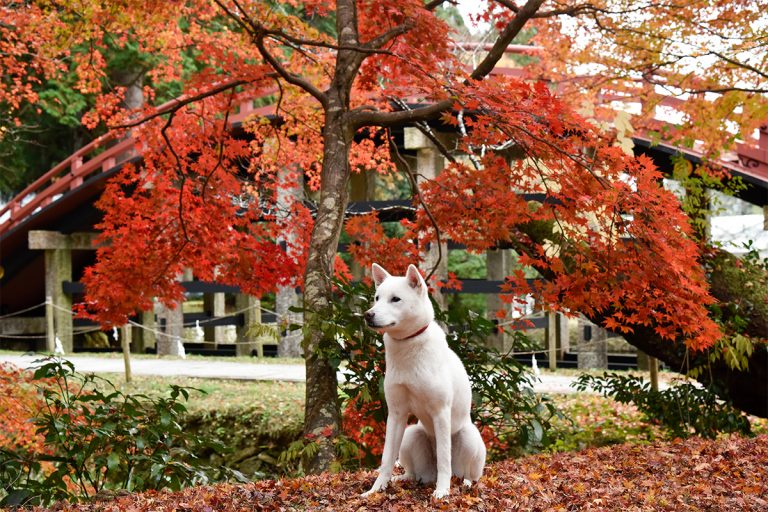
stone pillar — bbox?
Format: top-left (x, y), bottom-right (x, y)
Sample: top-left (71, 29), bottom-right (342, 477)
top-left (486, 249), bottom-right (511, 351)
top-left (47, 248), bottom-right (72, 352)
top-left (203, 291), bottom-right (226, 347)
top-left (636, 350), bottom-right (651, 371)
top-left (404, 127), bottom-right (449, 308)
top-left (156, 272), bottom-right (188, 356)
top-left (350, 170), bottom-right (376, 281)
top-left (28, 231), bottom-right (76, 353)
top-left (276, 167), bottom-right (304, 358)
top-left (136, 309), bottom-right (157, 353)
top-left (235, 294), bottom-right (262, 357)
top-left (578, 319), bottom-right (608, 370)
top-left (763, 204), bottom-right (768, 231)
top-left (156, 301), bottom-right (184, 356)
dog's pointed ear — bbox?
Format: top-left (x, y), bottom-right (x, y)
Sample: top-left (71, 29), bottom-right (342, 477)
top-left (405, 264), bottom-right (426, 294)
top-left (371, 263), bottom-right (390, 288)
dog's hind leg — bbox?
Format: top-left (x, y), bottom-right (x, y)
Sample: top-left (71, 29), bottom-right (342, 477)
top-left (396, 423), bottom-right (436, 484)
top-left (451, 423), bottom-right (486, 485)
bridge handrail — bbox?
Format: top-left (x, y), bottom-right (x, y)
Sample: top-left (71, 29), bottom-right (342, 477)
top-left (0, 86), bottom-right (275, 233)
top-left (0, 134), bottom-right (140, 228)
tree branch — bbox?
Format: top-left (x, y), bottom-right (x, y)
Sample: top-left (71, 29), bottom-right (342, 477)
top-left (425, 0), bottom-right (453, 11)
top-left (349, 0), bottom-right (545, 129)
top-left (110, 79), bottom-right (247, 129)
top-left (363, 20), bottom-right (415, 51)
top-left (212, 0), bottom-right (329, 109)
top-left (471, 0), bottom-right (545, 80)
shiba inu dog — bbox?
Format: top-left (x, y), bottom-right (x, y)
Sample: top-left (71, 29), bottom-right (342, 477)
top-left (361, 263), bottom-right (486, 500)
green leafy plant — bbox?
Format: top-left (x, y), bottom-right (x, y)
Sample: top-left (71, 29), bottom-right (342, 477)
top-left (573, 372), bottom-right (751, 440)
top-left (293, 278), bottom-right (562, 468)
top-left (0, 358), bottom-right (245, 507)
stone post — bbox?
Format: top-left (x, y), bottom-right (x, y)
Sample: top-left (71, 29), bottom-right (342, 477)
top-left (556, 313), bottom-right (570, 359)
top-left (404, 127), bottom-right (449, 308)
top-left (136, 309), bottom-right (157, 353)
top-left (156, 272), bottom-right (188, 356)
top-left (276, 167), bottom-right (304, 357)
top-left (156, 302), bottom-right (184, 356)
top-left (29, 231), bottom-right (78, 353)
top-left (203, 290), bottom-right (226, 348)
top-left (486, 249), bottom-right (511, 351)
top-left (577, 319), bottom-right (608, 370)
top-left (235, 294), bottom-right (262, 357)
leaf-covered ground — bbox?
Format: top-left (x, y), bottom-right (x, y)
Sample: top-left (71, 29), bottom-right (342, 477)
top-left (36, 434), bottom-right (768, 511)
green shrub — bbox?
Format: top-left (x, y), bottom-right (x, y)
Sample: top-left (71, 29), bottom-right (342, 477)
top-left (294, 278), bottom-right (562, 468)
top-left (573, 372), bottom-right (751, 439)
top-left (0, 358), bottom-right (245, 507)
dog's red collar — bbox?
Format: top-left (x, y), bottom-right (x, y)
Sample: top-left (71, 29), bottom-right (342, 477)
top-left (393, 324), bottom-right (430, 341)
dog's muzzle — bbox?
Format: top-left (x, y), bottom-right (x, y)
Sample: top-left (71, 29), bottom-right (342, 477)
top-left (364, 310), bottom-right (376, 327)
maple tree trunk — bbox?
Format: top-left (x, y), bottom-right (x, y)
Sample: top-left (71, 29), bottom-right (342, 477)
top-left (302, 101), bottom-right (354, 472)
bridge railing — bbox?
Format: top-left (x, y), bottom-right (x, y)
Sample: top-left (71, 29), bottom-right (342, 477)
top-left (0, 133), bottom-right (135, 229)
top-left (0, 90), bottom-right (276, 233)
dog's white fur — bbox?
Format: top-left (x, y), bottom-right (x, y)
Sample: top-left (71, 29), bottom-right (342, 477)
top-left (361, 263), bottom-right (486, 500)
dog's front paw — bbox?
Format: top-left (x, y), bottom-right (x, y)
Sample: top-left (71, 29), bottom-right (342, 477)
top-left (432, 487), bottom-right (450, 500)
top-left (361, 477), bottom-right (389, 498)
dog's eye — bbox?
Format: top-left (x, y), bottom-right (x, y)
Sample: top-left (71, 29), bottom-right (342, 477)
top-left (375, 295), bottom-right (379, 302)
top-left (391, 296), bottom-right (401, 303)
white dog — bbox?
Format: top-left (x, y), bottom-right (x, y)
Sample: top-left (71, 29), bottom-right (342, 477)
top-left (361, 263), bottom-right (486, 500)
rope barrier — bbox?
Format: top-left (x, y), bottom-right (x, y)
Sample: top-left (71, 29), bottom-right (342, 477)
top-left (5, 300), bottom-right (616, 353)
top-left (0, 302), bottom-right (47, 320)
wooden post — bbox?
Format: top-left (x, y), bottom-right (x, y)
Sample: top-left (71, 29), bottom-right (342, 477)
top-left (121, 325), bottom-right (132, 383)
top-left (547, 311), bottom-right (557, 370)
top-left (649, 356), bottom-right (659, 392)
top-left (45, 295), bottom-right (55, 353)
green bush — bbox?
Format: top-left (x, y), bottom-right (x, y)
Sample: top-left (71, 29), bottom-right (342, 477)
top-left (573, 372), bottom-right (751, 439)
top-left (295, 278), bottom-right (561, 467)
top-left (0, 358), bottom-right (245, 507)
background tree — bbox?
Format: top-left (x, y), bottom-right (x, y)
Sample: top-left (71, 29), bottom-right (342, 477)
top-left (2, 0), bottom-right (765, 472)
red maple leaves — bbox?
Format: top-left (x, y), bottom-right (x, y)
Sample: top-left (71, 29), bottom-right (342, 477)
top-left (3, 0), bottom-right (725, 351)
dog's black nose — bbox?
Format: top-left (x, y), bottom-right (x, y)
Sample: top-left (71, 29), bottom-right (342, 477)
top-left (364, 311), bottom-right (375, 323)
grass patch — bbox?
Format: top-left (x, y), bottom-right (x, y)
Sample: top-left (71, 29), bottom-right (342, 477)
top-left (0, 349), bottom-right (304, 366)
top-left (91, 374), bottom-right (305, 420)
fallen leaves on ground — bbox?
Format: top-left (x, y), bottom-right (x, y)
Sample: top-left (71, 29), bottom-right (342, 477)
top-left (35, 435), bottom-right (768, 511)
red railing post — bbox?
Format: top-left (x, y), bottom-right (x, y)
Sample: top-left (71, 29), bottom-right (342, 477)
top-left (70, 156), bottom-right (84, 189)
